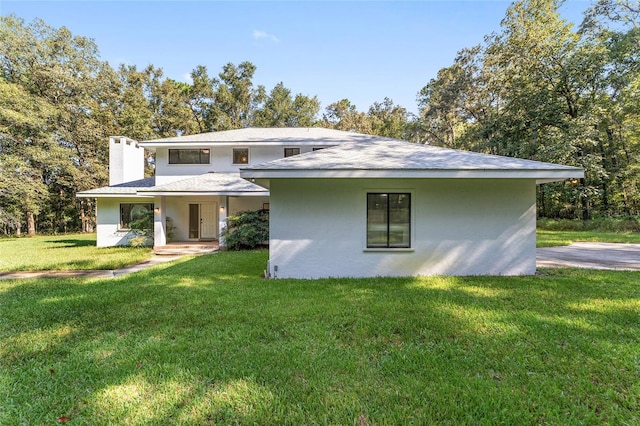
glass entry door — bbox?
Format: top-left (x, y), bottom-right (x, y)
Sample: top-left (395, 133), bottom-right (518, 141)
top-left (188, 202), bottom-right (218, 240)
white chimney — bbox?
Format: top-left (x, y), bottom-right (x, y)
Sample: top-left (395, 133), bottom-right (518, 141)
top-left (109, 136), bottom-right (144, 185)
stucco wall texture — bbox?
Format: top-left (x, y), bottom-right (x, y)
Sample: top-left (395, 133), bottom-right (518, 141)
top-left (267, 178), bottom-right (536, 278)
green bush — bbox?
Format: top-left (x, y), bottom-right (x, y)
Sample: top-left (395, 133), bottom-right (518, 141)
top-left (129, 209), bottom-right (154, 247)
top-left (221, 209), bottom-right (269, 250)
top-left (537, 216), bottom-right (640, 232)
top-left (128, 235), bottom-right (152, 247)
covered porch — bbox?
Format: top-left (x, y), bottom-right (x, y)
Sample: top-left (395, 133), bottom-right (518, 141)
top-left (138, 173), bottom-right (269, 248)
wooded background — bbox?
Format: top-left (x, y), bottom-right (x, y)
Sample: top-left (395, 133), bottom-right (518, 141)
top-left (1, 0), bottom-right (638, 235)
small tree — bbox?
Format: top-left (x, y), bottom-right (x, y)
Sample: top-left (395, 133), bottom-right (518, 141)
top-left (129, 208), bottom-right (154, 247)
top-left (221, 209), bottom-right (269, 250)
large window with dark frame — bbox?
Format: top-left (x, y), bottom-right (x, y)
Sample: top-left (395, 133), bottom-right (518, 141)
top-left (168, 149), bottom-right (210, 164)
top-left (119, 203), bottom-right (153, 230)
top-left (366, 193), bottom-right (411, 248)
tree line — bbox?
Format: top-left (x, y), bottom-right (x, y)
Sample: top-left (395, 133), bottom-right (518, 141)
top-left (417, 0), bottom-right (640, 220)
top-left (1, 0), bottom-right (638, 235)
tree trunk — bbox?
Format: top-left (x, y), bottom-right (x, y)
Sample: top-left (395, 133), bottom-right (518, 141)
top-left (80, 204), bottom-right (87, 233)
top-left (27, 211), bottom-right (36, 236)
top-left (80, 199), bottom-right (95, 233)
top-left (580, 178), bottom-right (590, 222)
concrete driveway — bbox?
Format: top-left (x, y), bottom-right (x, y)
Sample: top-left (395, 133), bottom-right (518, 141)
top-left (537, 242), bottom-right (640, 271)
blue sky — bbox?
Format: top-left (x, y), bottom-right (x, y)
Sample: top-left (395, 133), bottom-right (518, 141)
top-left (2, 1), bottom-right (592, 115)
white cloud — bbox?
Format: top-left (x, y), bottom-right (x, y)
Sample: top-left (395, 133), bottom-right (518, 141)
top-left (252, 29), bottom-right (279, 43)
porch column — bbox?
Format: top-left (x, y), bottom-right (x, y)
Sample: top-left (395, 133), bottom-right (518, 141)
top-left (154, 196), bottom-right (167, 247)
top-left (218, 195), bottom-right (228, 247)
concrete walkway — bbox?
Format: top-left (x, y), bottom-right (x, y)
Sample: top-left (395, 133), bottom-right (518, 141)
top-left (0, 254), bottom-right (185, 280)
top-left (537, 242), bottom-right (640, 271)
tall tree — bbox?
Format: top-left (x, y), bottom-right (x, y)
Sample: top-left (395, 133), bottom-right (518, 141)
top-left (0, 79), bottom-right (54, 235)
top-left (367, 97), bottom-right (411, 139)
top-left (148, 75), bottom-right (200, 137)
top-left (255, 82), bottom-right (320, 127)
top-left (209, 61), bottom-right (266, 130)
top-left (321, 99), bottom-right (373, 134)
top-left (0, 15), bottom-right (114, 234)
top-left (116, 64), bottom-right (154, 141)
top-left (417, 0), bottom-right (640, 219)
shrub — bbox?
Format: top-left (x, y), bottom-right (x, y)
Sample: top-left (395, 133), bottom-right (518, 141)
top-left (221, 209), bottom-right (269, 250)
top-left (537, 216), bottom-right (640, 232)
top-left (129, 209), bottom-right (154, 247)
top-left (128, 235), bottom-right (152, 247)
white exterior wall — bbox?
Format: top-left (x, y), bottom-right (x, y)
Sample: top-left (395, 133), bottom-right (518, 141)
top-left (154, 146), bottom-right (322, 185)
top-left (267, 178), bottom-right (537, 278)
top-left (96, 197), bottom-right (153, 246)
top-left (154, 196), bottom-right (167, 247)
top-left (228, 196), bottom-right (270, 215)
top-left (163, 196), bottom-right (221, 241)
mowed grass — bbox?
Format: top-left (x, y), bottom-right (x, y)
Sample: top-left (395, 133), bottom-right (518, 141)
top-left (537, 229), bottom-right (640, 247)
top-left (1, 251), bottom-right (639, 424)
top-left (0, 234), bottom-right (152, 271)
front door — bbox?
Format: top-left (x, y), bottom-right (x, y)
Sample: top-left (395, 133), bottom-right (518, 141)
top-left (200, 202), bottom-right (217, 240)
top-left (188, 202), bottom-right (218, 240)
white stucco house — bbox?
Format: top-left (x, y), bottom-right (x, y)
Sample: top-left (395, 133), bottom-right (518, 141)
top-left (78, 127), bottom-right (583, 278)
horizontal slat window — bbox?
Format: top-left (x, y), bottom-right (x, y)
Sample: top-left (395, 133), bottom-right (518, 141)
top-left (168, 149), bottom-right (210, 164)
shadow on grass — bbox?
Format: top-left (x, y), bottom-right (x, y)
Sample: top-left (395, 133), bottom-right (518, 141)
top-left (1, 251), bottom-right (639, 424)
top-left (45, 238), bottom-right (97, 248)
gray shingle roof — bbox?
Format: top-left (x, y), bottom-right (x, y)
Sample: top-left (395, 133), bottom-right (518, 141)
top-left (76, 177), bottom-right (156, 197)
top-left (240, 140), bottom-right (584, 182)
top-left (138, 173), bottom-right (268, 195)
top-left (140, 127), bottom-right (400, 146)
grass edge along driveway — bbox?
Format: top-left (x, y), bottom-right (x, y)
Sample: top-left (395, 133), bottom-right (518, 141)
top-left (2, 228), bottom-right (640, 271)
top-left (1, 251), bottom-right (639, 424)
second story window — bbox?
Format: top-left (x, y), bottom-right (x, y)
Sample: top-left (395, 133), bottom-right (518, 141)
top-left (168, 149), bottom-right (210, 164)
top-left (284, 148), bottom-right (300, 157)
top-left (233, 148), bottom-right (249, 164)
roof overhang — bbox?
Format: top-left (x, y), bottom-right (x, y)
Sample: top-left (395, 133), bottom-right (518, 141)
top-left (137, 190), bottom-right (269, 196)
top-left (138, 141), bottom-right (340, 152)
top-left (240, 168), bottom-right (584, 184)
top-left (76, 192), bottom-right (154, 198)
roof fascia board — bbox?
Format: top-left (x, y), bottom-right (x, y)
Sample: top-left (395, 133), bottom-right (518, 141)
top-left (137, 191), bottom-right (269, 196)
top-left (239, 169), bottom-right (584, 180)
top-left (75, 193), bottom-right (154, 198)
top-left (139, 141), bottom-right (341, 148)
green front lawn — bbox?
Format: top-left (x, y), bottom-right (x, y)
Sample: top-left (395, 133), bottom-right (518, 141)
top-left (0, 234), bottom-right (152, 271)
top-left (1, 251), bottom-right (639, 424)
top-left (1, 228), bottom-right (637, 272)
